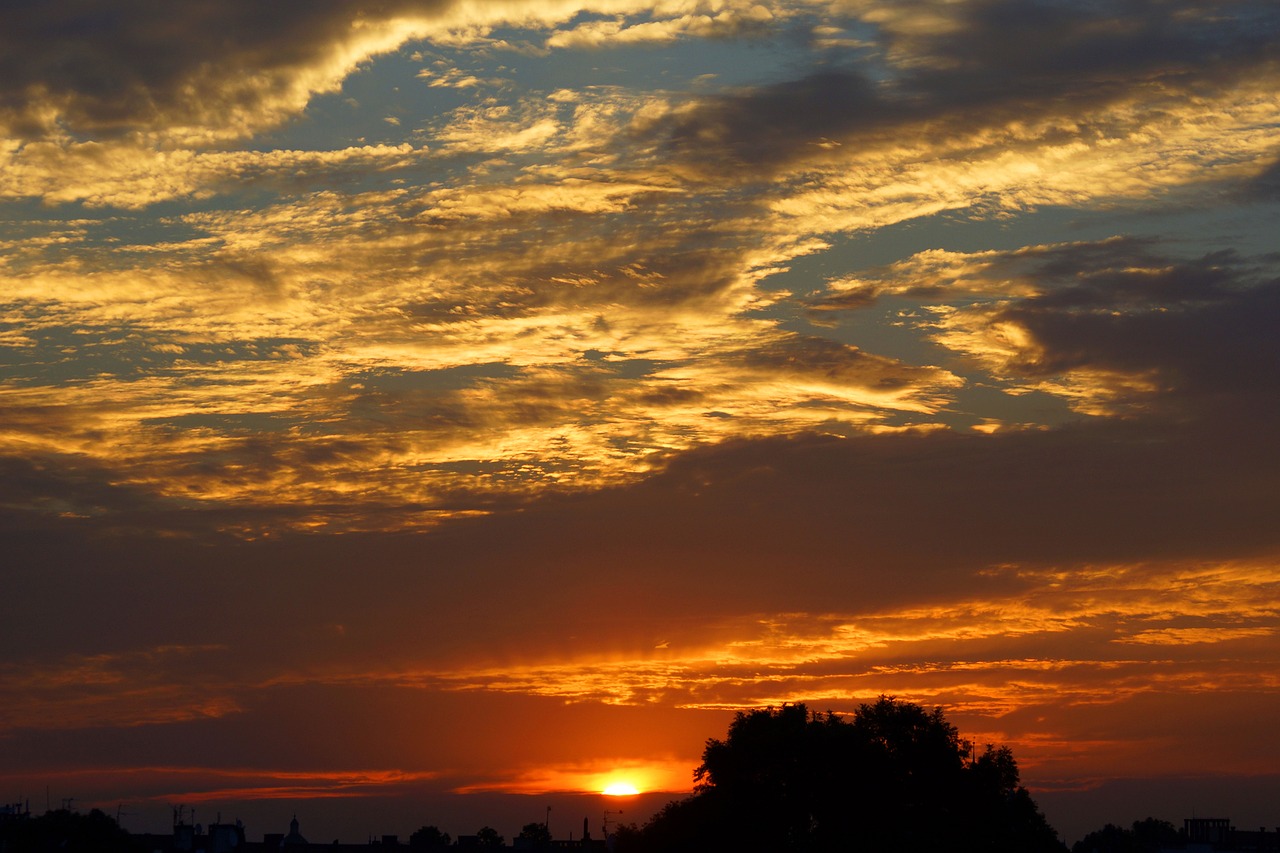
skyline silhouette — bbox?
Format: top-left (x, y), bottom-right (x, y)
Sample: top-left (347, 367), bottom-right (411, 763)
top-left (5, 700), bottom-right (1275, 850)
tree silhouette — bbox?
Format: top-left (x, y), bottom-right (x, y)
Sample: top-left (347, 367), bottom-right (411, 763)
top-left (0, 808), bottom-right (142, 853)
top-left (409, 825), bottom-right (452, 851)
top-left (517, 822), bottom-right (552, 848)
top-left (1072, 818), bottom-right (1183, 853)
top-left (1132, 818), bottom-right (1182, 850)
top-left (611, 822), bottom-right (645, 853)
top-left (638, 697), bottom-right (1064, 853)
top-left (475, 825), bottom-right (505, 847)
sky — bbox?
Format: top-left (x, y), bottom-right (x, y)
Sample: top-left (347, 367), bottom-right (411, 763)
top-left (1, 0), bottom-right (1278, 845)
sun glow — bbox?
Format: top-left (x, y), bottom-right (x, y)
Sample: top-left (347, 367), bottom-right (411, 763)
top-left (602, 782), bottom-right (641, 796)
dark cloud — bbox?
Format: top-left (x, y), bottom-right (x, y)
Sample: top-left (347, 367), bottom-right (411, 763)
top-left (918, 0), bottom-right (1279, 93)
top-left (1238, 156), bottom-right (1280, 202)
top-left (975, 242), bottom-right (1280, 414)
top-left (652, 70), bottom-right (894, 175)
top-left (804, 237), bottom-right (1280, 420)
top-left (646, 0), bottom-right (1279, 177)
top-left (0, 452), bottom-right (162, 525)
top-left (5, 393), bottom-right (1277, 665)
top-left (0, 1), bottom-right (451, 140)
top-left (742, 333), bottom-right (950, 392)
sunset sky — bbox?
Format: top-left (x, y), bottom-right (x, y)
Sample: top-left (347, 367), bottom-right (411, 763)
top-left (2, 0), bottom-right (1279, 845)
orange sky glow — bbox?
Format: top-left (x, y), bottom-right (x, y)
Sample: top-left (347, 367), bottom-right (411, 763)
top-left (1, 0), bottom-right (1278, 847)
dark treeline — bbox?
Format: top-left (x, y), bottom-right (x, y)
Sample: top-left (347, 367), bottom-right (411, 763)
top-left (0, 808), bottom-right (143, 853)
top-left (1070, 819), bottom-right (1185, 853)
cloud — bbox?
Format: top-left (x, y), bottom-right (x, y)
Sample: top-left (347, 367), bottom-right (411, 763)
top-left (0, 646), bottom-right (241, 731)
top-left (0, 141), bottom-right (426, 208)
top-left (906, 240), bottom-right (1280, 416)
top-left (544, 7), bottom-right (777, 49)
top-left (0, 0), bottom-right (783, 145)
top-left (0, 1), bottom-right (450, 143)
top-left (634, 0), bottom-right (1280, 199)
top-left (1, 395), bottom-right (1276, 825)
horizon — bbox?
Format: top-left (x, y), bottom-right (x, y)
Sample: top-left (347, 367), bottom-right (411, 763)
top-left (11, 707), bottom-right (1280, 846)
top-left (14, 772), bottom-right (1280, 847)
top-left (2, 1), bottom-right (1278, 850)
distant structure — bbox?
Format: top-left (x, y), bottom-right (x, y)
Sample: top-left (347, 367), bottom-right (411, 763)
top-left (545, 817), bottom-right (605, 851)
top-left (0, 801), bottom-right (31, 823)
top-left (1186, 818), bottom-right (1233, 847)
top-left (1177, 818), bottom-right (1280, 852)
top-left (282, 815), bottom-right (308, 848)
top-left (135, 810), bottom-right (247, 853)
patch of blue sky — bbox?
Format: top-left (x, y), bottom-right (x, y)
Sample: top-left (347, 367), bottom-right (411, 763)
top-left (944, 382), bottom-right (1078, 430)
top-left (581, 350), bottom-right (662, 380)
top-left (1068, 198), bottom-right (1280, 262)
top-left (261, 10), bottom-right (879, 154)
top-left (504, 12), bottom-right (885, 92)
top-left (775, 292), bottom-right (1080, 431)
top-left (139, 411), bottom-right (298, 432)
top-left (249, 47), bottom-right (466, 151)
top-left (2, 330), bottom-right (319, 385)
top-left (503, 33), bottom-right (795, 93)
top-left (755, 192), bottom-right (1280, 319)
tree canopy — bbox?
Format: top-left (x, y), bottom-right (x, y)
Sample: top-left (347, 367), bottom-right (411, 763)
top-left (0, 808), bottom-right (142, 853)
top-left (627, 697), bottom-right (1064, 853)
top-left (517, 822), bottom-right (553, 848)
top-left (1072, 818), bottom-right (1183, 853)
top-left (409, 824), bottom-right (452, 851)
top-left (475, 826), bottom-right (505, 847)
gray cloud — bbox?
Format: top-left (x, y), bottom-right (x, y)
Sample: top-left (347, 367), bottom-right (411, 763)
top-left (646, 0), bottom-right (1279, 177)
top-left (5, 388), bottom-right (1277, 664)
top-left (968, 242), bottom-right (1280, 414)
top-left (0, 0), bottom-right (450, 140)
top-left (741, 333), bottom-right (953, 394)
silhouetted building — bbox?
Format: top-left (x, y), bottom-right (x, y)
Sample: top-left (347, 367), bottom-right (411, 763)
top-left (1175, 818), bottom-right (1280, 852)
top-left (135, 818), bottom-right (246, 853)
top-left (1188, 819), bottom-right (1234, 847)
top-left (282, 816), bottom-right (308, 848)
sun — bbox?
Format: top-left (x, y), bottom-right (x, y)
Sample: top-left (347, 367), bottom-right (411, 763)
top-left (602, 782), bottom-right (640, 796)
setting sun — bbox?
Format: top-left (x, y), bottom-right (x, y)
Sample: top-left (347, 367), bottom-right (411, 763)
top-left (602, 782), bottom-right (641, 797)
